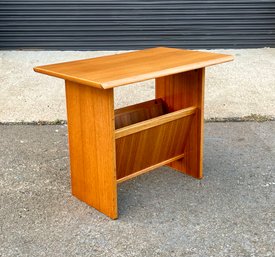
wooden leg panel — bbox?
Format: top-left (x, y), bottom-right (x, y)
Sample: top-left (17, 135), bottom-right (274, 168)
top-left (65, 81), bottom-right (118, 219)
top-left (156, 69), bottom-right (205, 179)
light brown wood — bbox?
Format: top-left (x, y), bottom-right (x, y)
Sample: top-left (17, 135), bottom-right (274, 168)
top-left (115, 98), bottom-right (166, 129)
top-left (115, 106), bottom-right (196, 139)
top-left (34, 47), bottom-right (233, 89)
top-left (117, 153), bottom-right (185, 184)
top-left (33, 47), bottom-right (233, 219)
top-left (115, 113), bottom-right (195, 180)
top-left (156, 68), bottom-right (205, 179)
top-left (65, 80), bottom-right (117, 219)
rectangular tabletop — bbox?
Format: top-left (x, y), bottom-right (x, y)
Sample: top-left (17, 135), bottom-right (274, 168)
top-left (34, 47), bottom-right (233, 89)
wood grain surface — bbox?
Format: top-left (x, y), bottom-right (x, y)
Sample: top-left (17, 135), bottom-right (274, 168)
top-left (33, 47), bottom-right (232, 219)
top-left (115, 98), bottom-right (166, 129)
top-left (34, 47), bottom-right (233, 89)
top-left (115, 113), bottom-right (195, 180)
top-left (156, 68), bottom-right (205, 179)
top-left (117, 153), bottom-right (185, 184)
top-left (115, 106), bottom-right (196, 139)
top-left (65, 81), bottom-right (118, 219)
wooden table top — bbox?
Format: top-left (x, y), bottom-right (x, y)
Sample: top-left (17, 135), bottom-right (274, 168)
top-left (34, 47), bottom-right (233, 89)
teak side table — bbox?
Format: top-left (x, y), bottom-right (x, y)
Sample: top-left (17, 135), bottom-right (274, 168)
top-left (34, 47), bottom-right (233, 219)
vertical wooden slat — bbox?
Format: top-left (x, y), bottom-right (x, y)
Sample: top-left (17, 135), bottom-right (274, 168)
top-left (65, 81), bottom-right (117, 219)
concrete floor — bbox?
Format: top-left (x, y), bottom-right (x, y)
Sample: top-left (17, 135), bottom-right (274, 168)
top-left (0, 48), bottom-right (275, 122)
top-left (0, 122), bottom-right (274, 257)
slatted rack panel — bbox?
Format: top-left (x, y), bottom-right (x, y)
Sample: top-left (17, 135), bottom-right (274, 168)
top-left (0, 0), bottom-right (275, 50)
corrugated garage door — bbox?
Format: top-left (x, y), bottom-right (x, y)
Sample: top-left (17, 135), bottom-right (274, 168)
top-left (0, 0), bottom-right (274, 50)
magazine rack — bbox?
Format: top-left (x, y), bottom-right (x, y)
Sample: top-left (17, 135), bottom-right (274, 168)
top-left (34, 47), bottom-right (233, 219)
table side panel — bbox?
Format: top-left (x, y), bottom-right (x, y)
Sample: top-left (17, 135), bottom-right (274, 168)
top-left (65, 81), bottom-right (117, 219)
top-left (156, 68), bottom-right (205, 179)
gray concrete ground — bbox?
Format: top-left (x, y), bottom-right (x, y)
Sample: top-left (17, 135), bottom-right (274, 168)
top-left (0, 48), bottom-right (275, 122)
top-left (0, 122), bottom-right (274, 257)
